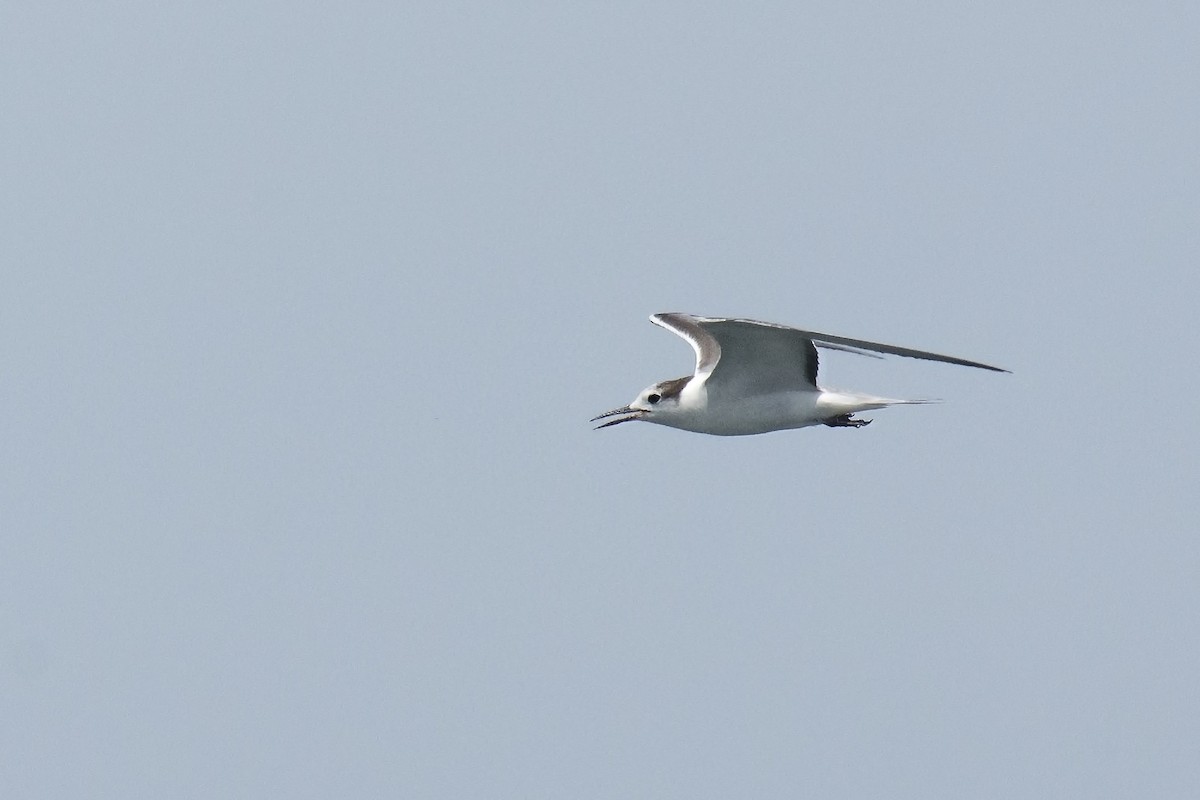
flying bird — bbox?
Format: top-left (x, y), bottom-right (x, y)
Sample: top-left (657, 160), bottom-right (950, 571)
top-left (591, 313), bottom-right (1008, 436)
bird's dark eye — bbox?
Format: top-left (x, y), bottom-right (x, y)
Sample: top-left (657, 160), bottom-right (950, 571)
top-left (647, 393), bottom-right (661, 404)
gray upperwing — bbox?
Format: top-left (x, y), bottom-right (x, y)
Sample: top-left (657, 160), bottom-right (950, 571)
top-left (687, 316), bottom-right (821, 394)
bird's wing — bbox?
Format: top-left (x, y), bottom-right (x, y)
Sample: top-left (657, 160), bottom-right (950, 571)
top-left (651, 313), bottom-right (821, 395)
top-left (652, 313), bottom-right (1010, 395)
top-left (799, 329), bottom-right (1010, 373)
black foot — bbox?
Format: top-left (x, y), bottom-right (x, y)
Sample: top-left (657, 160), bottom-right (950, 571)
top-left (824, 414), bottom-right (872, 428)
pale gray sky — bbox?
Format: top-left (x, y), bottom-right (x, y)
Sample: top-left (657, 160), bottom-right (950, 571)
top-left (3, 3), bottom-right (1198, 798)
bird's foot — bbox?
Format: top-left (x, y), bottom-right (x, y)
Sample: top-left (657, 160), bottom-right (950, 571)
top-left (824, 414), bottom-right (871, 428)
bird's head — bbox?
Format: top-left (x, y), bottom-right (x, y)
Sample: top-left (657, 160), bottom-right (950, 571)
top-left (591, 376), bottom-right (691, 429)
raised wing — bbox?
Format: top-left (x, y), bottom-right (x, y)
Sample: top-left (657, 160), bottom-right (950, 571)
top-left (651, 313), bottom-right (821, 395)
top-left (651, 312), bottom-right (1010, 395)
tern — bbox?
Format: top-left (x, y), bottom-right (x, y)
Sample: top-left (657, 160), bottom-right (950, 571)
top-left (592, 313), bottom-right (1008, 436)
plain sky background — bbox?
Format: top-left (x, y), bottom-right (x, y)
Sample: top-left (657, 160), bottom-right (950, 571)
top-left (3, 3), bottom-right (1198, 798)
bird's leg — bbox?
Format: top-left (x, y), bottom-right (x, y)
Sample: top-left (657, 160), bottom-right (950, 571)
top-left (823, 413), bottom-right (872, 428)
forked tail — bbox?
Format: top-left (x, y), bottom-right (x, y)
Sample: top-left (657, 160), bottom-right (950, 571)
top-left (818, 391), bottom-right (941, 416)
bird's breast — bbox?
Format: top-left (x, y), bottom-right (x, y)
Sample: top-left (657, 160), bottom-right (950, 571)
top-left (664, 389), bottom-right (823, 436)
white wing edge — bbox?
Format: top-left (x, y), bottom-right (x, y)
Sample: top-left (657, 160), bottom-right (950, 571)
top-left (649, 313), bottom-right (721, 378)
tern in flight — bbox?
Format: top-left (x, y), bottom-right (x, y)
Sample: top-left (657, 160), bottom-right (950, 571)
top-left (591, 313), bottom-right (1008, 436)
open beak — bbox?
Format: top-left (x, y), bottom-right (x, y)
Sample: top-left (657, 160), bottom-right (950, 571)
top-left (590, 406), bottom-right (646, 429)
